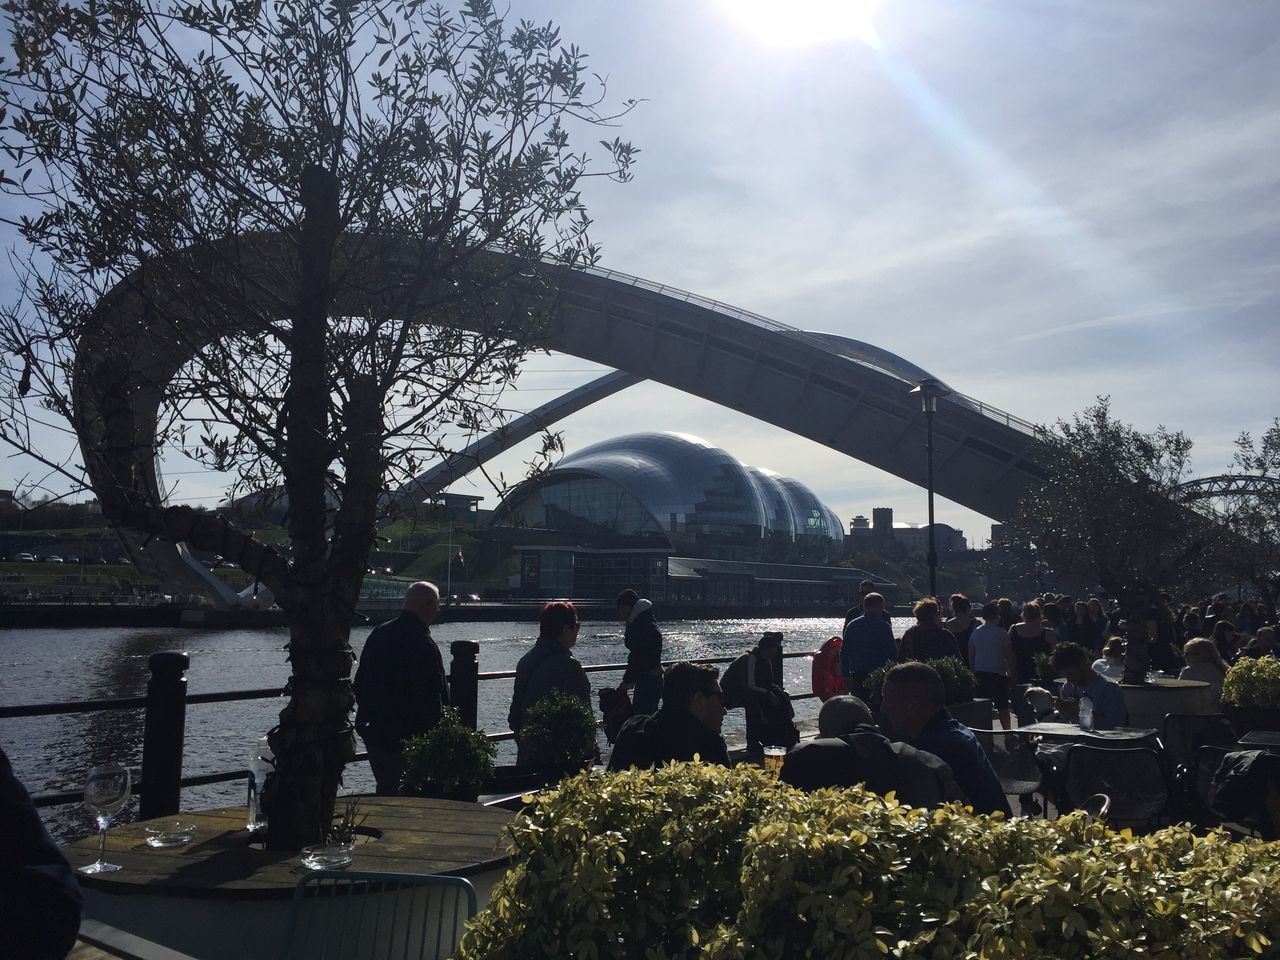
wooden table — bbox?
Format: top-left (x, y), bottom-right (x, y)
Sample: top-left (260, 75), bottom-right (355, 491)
top-left (63, 797), bottom-right (515, 959)
top-left (1018, 721), bottom-right (1160, 747)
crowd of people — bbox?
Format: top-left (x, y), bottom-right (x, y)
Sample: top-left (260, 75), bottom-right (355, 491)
top-left (351, 579), bottom-right (1277, 818)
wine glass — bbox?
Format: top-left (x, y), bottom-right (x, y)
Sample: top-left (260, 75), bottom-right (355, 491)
top-left (81, 764), bottom-right (131, 874)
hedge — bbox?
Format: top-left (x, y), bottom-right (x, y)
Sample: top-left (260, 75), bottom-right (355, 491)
top-left (458, 764), bottom-right (1280, 960)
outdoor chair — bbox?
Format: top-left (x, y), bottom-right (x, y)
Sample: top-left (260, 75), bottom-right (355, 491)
top-left (1162, 713), bottom-right (1237, 821)
top-left (1062, 746), bottom-right (1169, 832)
top-left (279, 870), bottom-right (477, 960)
top-left (972, 729), bottom-right (1044, 814)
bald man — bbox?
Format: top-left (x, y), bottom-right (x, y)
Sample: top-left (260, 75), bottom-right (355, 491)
top-left (354, 581), bottom-right (448, 794)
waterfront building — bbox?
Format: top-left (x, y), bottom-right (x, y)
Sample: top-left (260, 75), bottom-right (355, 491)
top-left (487, 432), bottom-right (891, 605)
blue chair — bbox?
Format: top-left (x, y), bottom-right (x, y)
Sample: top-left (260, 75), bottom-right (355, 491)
top-left (279, 870), bottom-right (477, 960)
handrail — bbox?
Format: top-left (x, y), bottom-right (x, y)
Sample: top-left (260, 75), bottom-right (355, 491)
top-left (22, 648), bottom-right (821, 810)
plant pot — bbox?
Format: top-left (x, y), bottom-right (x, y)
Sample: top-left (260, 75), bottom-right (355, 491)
top-left (1224, 703), bottom-right (1280, 736)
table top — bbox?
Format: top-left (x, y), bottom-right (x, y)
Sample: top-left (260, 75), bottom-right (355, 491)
top-left (1017, 721), bottom-right (1159, 742)
top-left (1116, 678), bottom-right (1209, 690)
top-left (62, 796), bottom-right (516, 900)
top-left (1238, 730), bottom-right (1280, 748)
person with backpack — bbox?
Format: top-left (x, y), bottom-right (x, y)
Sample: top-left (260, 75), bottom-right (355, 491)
top-left (723, 632), bottom-right (797, 761)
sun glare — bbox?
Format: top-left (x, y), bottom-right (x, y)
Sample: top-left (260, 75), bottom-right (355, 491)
top-left (719, 0), bottom-right (884, 49)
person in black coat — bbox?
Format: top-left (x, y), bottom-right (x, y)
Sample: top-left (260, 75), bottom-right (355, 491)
top-left (1, 747), bottom-right (82, 960)
top-left (353, 581), bottom-right (448, 794)
top-left (617, 588), bottom-right (664, 715)
top-left (509, 601), bottom-right (592, 766)
top-left (780, 696), bottom-right (960, 808)
top-left (608, 662), bottom-right (730, 771)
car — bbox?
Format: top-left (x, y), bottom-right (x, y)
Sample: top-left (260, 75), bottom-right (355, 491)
top-left (46, 556), bottom-right (64, 563)
top-left (63, 556), bottom-right (80, 564)
top-left (16, 553), bottom-right (35, 563)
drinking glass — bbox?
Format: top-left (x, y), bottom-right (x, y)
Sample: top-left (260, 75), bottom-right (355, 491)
top-left (763, 745), bottom-right (786, 778)
top-left (81, 764), bottom-right (131, 874)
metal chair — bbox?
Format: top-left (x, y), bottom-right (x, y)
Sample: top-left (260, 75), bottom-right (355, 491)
top-left (1161, 713), bottom-right (1237, 775)
top-left (1080, 793), bottom-right (1111, 821)
top-left (279, 870), bottom-right (477, 960)
top-left (972, 729), bottom-right (1044, 814)
top-left (1063, 746), bottom-right (1169, 832)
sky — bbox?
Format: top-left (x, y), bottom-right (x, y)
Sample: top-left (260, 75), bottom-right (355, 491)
top-left (4, 0), bottom-right (1279, 547)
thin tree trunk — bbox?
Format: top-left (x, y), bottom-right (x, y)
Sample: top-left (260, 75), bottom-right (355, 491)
top-left (263, 166), bottom-right (352, 849)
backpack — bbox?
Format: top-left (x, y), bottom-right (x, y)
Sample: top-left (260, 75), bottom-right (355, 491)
top-left (721, 653), bottom-right (751, 709)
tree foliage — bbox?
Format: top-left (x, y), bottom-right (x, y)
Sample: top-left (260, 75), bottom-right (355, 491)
top-left (0, 0), bottom-right (636, 845)
top-left (1221, 419), bottom-right (1280, 617)
top-left (1009, 398), bottom-right (1223, 608)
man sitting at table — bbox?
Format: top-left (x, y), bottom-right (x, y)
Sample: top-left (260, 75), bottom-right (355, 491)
top-left (781, 695), bottom-right (960, 808)
top-left (878, 663), bottom-right (1012, 816)
top-left (607, 662), bottom-right (731, 771)
top-left (1052, 642), bottom-right (1128, 730)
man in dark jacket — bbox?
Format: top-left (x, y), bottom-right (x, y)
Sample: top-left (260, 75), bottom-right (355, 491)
top-left (879, 662), bottom-right (1012, 816)
top-left (354, 581), bottom-right (448, 794)
top-left (781, 695), bottom-right (961, 808)
top-left (608, 662), bottom-right (730, 771)
top-left (617, 587), bottom-right (663, 715)
top-left (509, 601), bottom-right (592, 766)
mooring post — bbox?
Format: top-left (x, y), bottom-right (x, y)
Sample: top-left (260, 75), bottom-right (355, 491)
top-left (450, 640), bottom-right (480, 729)
top-left (140, 650), bottom-right (190, 819)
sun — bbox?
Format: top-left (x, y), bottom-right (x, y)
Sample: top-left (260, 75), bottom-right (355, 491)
top-left (717, 0), bottom-right (885, 49)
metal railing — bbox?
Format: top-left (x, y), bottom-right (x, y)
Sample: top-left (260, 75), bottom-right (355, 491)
top-left (3, 644), bottom-right (818, 814)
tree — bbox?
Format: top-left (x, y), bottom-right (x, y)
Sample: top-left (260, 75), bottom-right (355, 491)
top-left (1008, 398), bottom-right (1223, 611)
top-left (1, 0), bottom-right (636, 846)
top-left (1221, 419), bottom-right (1280, 618)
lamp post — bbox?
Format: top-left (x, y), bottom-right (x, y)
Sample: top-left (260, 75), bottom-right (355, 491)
top-left (909, 378), bottom-right (951, 599)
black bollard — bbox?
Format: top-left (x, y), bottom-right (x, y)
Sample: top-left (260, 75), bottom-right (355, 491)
top-left (450, 640), bottom-right (480, 729)
top-left (140, 650), bottom-right (190, 819)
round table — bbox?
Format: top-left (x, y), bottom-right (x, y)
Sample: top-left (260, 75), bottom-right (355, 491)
top-left (63, 796), bottom-right (515, 959)
top-left (1117, 678), bottom-right (1213, 730)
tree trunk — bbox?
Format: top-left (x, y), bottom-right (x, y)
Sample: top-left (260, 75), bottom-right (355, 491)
top-left (263, 165), bottom-right (350, 849)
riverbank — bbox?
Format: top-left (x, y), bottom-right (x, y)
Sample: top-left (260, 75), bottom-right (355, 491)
top-left (0, 599), bottom-right (904, 629)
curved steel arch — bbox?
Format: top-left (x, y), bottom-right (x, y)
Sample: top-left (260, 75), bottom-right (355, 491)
top-left (71, 236), bottom-right (1048, 603)
top-left (1176, 475), bottom-right (1280, 500)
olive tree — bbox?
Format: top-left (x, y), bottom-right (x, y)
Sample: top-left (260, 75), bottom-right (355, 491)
top-left (1009, 398), bottom-right (1224, 611)
top-left (0, 0), bottom-right (636, 846)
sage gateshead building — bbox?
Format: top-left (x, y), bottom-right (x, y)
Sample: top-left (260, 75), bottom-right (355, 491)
top-left (489, 433), bottom-right (889, 606)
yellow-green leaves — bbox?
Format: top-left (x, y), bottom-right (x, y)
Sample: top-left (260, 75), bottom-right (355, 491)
top-left (456, 764), bottom-right (1280, 960)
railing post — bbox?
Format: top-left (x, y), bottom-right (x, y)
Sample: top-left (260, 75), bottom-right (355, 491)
top-left (449, 640), bottom-right (480, 730)
top-left (140, 650), bottom-right (189, 819)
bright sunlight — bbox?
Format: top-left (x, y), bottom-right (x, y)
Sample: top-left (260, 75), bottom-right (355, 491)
top-left (717, 0), bottom-right (884, 49)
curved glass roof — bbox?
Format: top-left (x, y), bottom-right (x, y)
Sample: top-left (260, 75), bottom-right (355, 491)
top-left (493, 432), bottom-right (845, 562)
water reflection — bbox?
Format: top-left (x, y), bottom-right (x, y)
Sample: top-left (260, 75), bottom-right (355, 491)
top-left (2, 617), bottom-right (895, 841)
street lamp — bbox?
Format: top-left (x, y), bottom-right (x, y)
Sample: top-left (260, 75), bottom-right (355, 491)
top-left (909, 378), bottom-right (952, 599)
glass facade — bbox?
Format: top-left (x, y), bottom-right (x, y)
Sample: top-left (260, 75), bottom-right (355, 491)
top-left (492, 432), bottom-right (845, 564)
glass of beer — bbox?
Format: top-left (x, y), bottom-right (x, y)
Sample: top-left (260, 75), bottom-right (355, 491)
top-left (763, 745), bottom-right (786, 778)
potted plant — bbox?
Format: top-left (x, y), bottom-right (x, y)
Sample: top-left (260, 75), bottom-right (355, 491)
top-left (401, 708), bottom-right (497, 802)
top-left (517, 690), bottom-right (599, 781)
top-left (1221, 657), bottom-right (1280, 734)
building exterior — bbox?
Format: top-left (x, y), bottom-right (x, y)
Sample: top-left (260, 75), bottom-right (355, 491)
top-left (489, 433), bottom-right (887, 604)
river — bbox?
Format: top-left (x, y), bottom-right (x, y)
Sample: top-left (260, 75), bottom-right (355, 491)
top-left (0, 616), bottom-right (912, 841)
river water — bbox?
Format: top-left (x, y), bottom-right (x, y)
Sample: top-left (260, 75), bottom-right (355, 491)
top-left (0, 616), bottom-right (911, 841)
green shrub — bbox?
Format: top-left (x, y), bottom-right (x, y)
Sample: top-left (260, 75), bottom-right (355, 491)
top-left (458, 764), bottom-right (1280, 960)
top-left (864, 657), bottom-right (976, 709)
top-left (400, 707), bottom-right (496, 794)
top-left (1222, 656), bottom-right (1280, 709)
top-left (1034, 650), bottom-right (1057, 683)
top-left (518, 689), bottom-right (598, 773)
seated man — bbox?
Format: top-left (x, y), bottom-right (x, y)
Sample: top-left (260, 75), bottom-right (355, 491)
top-left (879, 662), bottom-right (1012, 816)
top-left (1052, 642), bottom-right (1128, 730)
top-left (607, 662), bottom-right (730, 771)
top-left (781, 695), bottom-right (960, 808)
